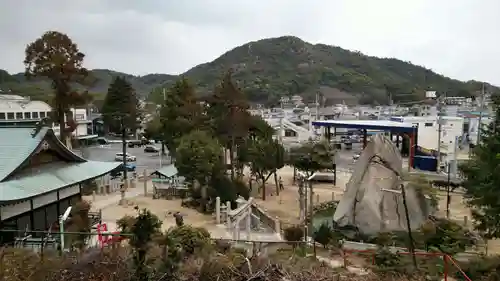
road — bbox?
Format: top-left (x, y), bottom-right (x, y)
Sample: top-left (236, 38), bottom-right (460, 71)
top-left (82, 144), bottom-right (170, 173)
top-left (80, 142), bottom-right (360, 173)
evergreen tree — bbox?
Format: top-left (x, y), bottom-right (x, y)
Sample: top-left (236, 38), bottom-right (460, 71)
top-left (460, 98), bottom-right (500, 238)
top-left (159, 78), bottom-right (207, 155)
top-left (101, 76), bottom-right (141, 134)
top-left (24, 31), bottom-right (91, 145)
top-left (206, 70), bottom-right (250, 179)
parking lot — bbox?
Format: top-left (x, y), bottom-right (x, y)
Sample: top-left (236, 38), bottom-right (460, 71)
top-left (82, 141), bottom-right (361, 174)
top-left (84, 143), bottom-right (170, 173)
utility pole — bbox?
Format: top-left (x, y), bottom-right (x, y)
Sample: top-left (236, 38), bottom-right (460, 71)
top-left (315, 92), bottom-right (320, 121)
top-left (446, 162), bottom-right (451, 218)
top-left (279, 99), bottom-right (284, 143)
top-left (477, 83), bottom-right (486, 145)
top-left (115, 114), bottom-right (129, 204)
top-left (436, 93), bottom-right (445, 172)
top-left (120, 118), bottom-right (128, 181)
top-left (400, 183), bottom-right (418, 269)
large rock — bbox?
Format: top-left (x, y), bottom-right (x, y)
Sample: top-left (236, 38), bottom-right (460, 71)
top-left (333, 134), bottom-right (432, 235)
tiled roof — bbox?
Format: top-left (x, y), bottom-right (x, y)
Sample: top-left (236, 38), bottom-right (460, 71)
top-left (152, 164), bottom-right (178, 178)
top-left (0, 127), bottom-right (48, 181)
top-left (0, 161), bottom-right (120, 202)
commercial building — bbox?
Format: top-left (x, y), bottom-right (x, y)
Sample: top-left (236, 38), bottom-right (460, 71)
top-left (0, 94), bottom-right (96, 140)
top-left (390, 116), bottom-right (464, 154)
top-left (0, 126), bottom-right (120, 244)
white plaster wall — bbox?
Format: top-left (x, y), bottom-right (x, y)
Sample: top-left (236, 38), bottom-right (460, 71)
top-left (401, 116), bottom-right (464, 153)
top-left (1, 201), bottom-right (31, 220)
top-left (74, 123), bottom-right (89, 137)
top-left (32, 191), bottom-right (58, 209)
top-left (59, 185), bottom-right (80, 199)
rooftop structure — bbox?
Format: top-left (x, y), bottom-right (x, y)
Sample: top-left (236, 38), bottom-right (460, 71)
top-left (0, 126), bottom-right (120, 244)
top-left (312, 119), bottom-right (418, 171)
top-left (312, 119), bottom-right (417, 133)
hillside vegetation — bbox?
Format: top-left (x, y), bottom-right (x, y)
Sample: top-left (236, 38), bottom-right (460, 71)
top-left (1, 36), bottom-right (497, 105)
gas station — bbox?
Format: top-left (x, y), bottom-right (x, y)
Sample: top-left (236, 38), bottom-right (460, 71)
top-left (311, 119), bottom-right (418, 172)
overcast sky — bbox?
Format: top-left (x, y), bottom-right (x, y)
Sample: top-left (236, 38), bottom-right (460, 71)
top-left (1, 0), bottom-right (499, 85)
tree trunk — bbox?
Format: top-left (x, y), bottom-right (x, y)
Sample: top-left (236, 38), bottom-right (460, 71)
top-left (58, 105), bottom-right (65, 143)
top-left (274, 172), bottom-right (279, 195)
top-left (261, 176), bottom-right (266, 200)
top-left (161, 141), bottom-right (166, 155)
top-left (229, 139), bottom-right (235, 180)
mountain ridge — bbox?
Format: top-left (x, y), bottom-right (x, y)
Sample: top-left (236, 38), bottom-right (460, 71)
top-left (1, 36), bottom-right (497, 105)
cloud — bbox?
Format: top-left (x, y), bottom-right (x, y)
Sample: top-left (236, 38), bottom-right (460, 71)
top-left (0, 0), bottom-right (499, 85)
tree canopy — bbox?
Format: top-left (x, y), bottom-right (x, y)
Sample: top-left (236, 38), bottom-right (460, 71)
top-left (459, 98), bottom-right (500, 238)
top-left (101, 76), bottom-right (141, 134)
top-left (175, 130), bottom-right (223, 186)
top-left (288, 140), bottom-right (336, 177)
top-left (159, 78), bottom-right (207, 155)
top-left (24, 31), bottom-right (91, 143)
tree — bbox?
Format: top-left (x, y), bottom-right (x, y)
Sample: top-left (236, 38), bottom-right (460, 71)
top-left (160, 78), bottom-right (207, 155)
top-left (288, 140), bottom-right (336, 177)
top-left (101, 76), bottom-right (141, 134)
top-left (24, 31), bottom-right (90, 146)
top-left (206, 70), bottom-right (250, 179)
top-left (143, 115), bottom-right (167, 155)
top-left (460, 98), bottom-right (500, 238)
top-left (118, 207), bottom-right (162, 281)
top-left (240, 137), bottom-right (285, 200)
top-left (175, 130), bottom-right (223, 188)
top-left (314, 223), bottom-right (333, 248)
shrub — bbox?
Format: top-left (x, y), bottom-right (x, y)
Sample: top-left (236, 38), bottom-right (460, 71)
top-left (283, 225), bottom-right (304, 249)
top-left (199, 255), bottom-right (236, 281)
top-left (313, 223), bottom-right (333, 248)
top-left (168, 225), bottom-right (211, 255)
top-left (458, 255), bottom-right (500, 281)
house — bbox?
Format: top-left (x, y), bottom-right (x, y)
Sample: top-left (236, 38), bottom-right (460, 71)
top-left (0, 126), bottom-right (120, 244)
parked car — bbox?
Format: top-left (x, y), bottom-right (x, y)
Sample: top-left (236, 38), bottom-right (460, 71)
top-left (128, 140), bottom-right (142, 148)
top-left (353, 153), bottom-right (361, 160)
top-left (144, 145), bottom-right (159, 153)
top-left (96, 137), bottom-right (109, 145)
top-left (115, 152), bottom-right (136, 162)
top-left (110, 163), bottom-right (137, 179)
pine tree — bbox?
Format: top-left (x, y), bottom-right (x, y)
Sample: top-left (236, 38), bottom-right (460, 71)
top-left (460, 98), bottom-right (500, 238)
top-left (101, 77), bottom-right (140, 134)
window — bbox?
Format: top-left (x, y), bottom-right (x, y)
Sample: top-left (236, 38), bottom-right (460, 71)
top-left (40, 111), bottom-right (46, 118)
top-left (425, 122), bottom-right (433, 127)
top-left (32, 112), bottom-right (39, 118)
top-left (24, 112), bottom-right (31, 119)
top-left (75, 113), bottom-right (85, 121)
top-left (7, 113), bottom-right (14, 119)
top-left (15, 112), bottom-right (23, 119)
top-left (0, 113), bottom-right (5, 120)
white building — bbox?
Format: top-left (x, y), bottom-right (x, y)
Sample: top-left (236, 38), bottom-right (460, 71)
top-left (0, 94), bottom-right (52, 121)
top-left (392, 116), bottom-right (465, 155)
top-left (0, 94), bottom-right (94, 139)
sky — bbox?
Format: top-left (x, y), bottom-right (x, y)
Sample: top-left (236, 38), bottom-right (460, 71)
top-left (1, 0), bottom-right (499, 85)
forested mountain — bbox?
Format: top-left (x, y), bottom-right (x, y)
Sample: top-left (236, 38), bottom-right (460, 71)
top-left (1, 36), bottom-right (497, 106)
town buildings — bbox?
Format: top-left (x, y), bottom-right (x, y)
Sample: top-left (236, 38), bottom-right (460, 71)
top-left (0, 94), bottom-right (96, 140)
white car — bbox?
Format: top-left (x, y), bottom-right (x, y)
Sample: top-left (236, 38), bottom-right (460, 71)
top-left (353, 153), bottom-right (361, 160)
top-left (115, 152), bottom-right (137, 162)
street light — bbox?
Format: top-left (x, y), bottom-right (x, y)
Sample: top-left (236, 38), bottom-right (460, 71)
top-left (59, 206), bottom-right (72, 251)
